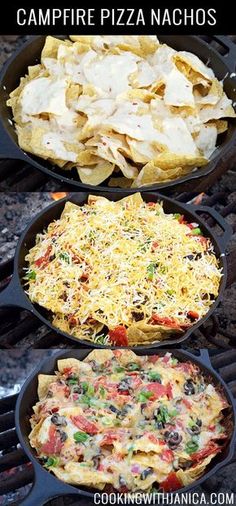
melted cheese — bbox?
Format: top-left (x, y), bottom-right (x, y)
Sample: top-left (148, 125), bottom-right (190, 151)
top-left (25, 195), bottom-right (221, 343)
top-left (21, 77), bottom-right (68, 115)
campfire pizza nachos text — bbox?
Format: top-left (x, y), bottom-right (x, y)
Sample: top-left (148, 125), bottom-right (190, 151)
top-left (7, 35), bottom-right (236, 187)
top-left (24, 194), bottom-right (222, 346)
top-left (29, 351), bottom-right (231, 493)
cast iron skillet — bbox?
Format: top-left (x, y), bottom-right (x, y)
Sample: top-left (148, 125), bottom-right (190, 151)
top-left (0, 35), bottom-right (236, 193)
top-left (15, 348), bottom-right (236, 506)
top-left (0, 191), bottom-right (232, 348)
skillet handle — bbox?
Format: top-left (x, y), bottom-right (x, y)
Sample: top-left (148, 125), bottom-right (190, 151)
top-left (0, 122), bottom-right (28, 161)
top-left (0, 274), bottom-right (32, 311)
top-left (199, 350), bottom-right (212, 369)
top-left (214, 35), bottom-right (236, 74)
top-left (189, 205), bottom-right (232, 251)
top-left (19, 466), bottom-right (82, 506)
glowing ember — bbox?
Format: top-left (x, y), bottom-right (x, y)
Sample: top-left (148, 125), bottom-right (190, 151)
top-left (187, 193), bottom-right (206, 205)
top-left (51, 192), bottom-right (68, 201)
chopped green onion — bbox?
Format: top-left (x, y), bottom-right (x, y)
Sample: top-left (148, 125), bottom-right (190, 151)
top-left (137, 390), bottom-right (153, 402)
top-left (80, 395), bottom-right (91, 406)
top-left (174, 213), bottom-right (181, 220)
top-left (147, 262), bottom-right (157, 280)
top-left (45, 456), bottom-right (59, 467)
top-left (115, 366), bottom-right (125, 373)
top-left (148, 371), bottom-right (161, 382)
top-left (73, 431), bottom-right (89, 443)
top-left (99, 386), bottom-right (106, 398)
top-left (67, 377), bottom-right (78, 385)
top-left (169, 409), bottom-right (178, 417)
top-left (167, 289), bottom-right (174, 296)
top-left (171, 358), bottom-right (178, 366)
top-left (127, 363), bottom-right (140, 371)
top-left (81, 382), bottom-right (88, 393)
top-left (155, 405), bottom-right (170, 424)
top-left (185, 439), bottom-right (199, 454)
top-left (59, 252), bottom-right (70, 263)
top-left (191, 228), bottom-right (202, 236)
top-left (87, 384), bottom-right (95, 396)
top-left (25, 270), bottom-right (36, 280)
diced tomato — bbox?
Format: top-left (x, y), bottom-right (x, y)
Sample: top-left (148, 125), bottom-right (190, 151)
top-left (63, 367), bottom-right (73, 376)
top-left (187, 311), bottom-right (199, 320)
top-left (68, 315), bottom-right (78, 328)
top-left (35, 246), bottom-right (52, 268)
top-left (176, 362), bottom-right (193, 374)
top-left (40, 425), bottom-right (63, 455)
top-left (197, 236), bottom-right (208, 246)
top-left (161, 449), bottom-right (174, 463)
top-left (162, 354), bottom-right (171, 364)
top-left (51, 407), bottom-right (59, 413)
top-left (208, 424), bottom-right (216, 431)
top-left (80, 272), bottom-right (89, 282)
top-left (160, 472), bottom-right (182, 492)
top-left (71, 415), bottom-right (98, 435)
top-left (100, 432), bottom-right (120, 446)
top-left (152, 241), bottom-right (159, 250)
top-left (147, 202), bottom-right (156, 207)
top-left (182, 398), bottom-right (192, 409)
top-left (98, 463), bottom-right (105, 471)
top-left (178, 215), bottom-right (187, 225)
top-left (191, 442), bottom-right (220, 463)
top-left (72, 254), bottom-right (82, 264)
top-left (146, 382), bottom-right (172, 400)
top-left (151, 315), bottom-right (181, 329)
top-left (113, 350), bottom-right (122, 358)
top-left (148, 434), bottom-right (165, 445)
top-left (108, 326), bottom-right (128, 346)
top-left (166, 383), bottom-right (173, 399)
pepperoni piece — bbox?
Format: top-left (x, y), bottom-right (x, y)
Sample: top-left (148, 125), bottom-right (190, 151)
top-left (191, 442), bottom-right (220, 463)
top-left (146, 382), bottom-right (172, 400)
top-left (40, 425), bottom-right (63, 455)
top-left (161, 449), bottom-right (174, 463)
top-left (71, 415), bottom-right (98, 435)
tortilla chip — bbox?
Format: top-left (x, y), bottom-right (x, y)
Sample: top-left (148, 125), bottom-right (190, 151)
top-left (127, 320), bottom-right (182, 343)
top-left (41, 36), bottom-right (71, 60)
top-left (57, 358), bottom-right (91, 374)
top-left (77, 160), bottom-right (114, 185)
top-left (53, 462), bottom-right (113, 487)
top-left (176, 454), bottom-right (216, 486)
top-left (37, 374), bottom-right (55, 400)
top-left (84, 350), bottom-right (114, 364)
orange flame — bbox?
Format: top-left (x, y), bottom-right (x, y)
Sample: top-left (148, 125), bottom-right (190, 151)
top-left (51, 192), bottom-right (68, 201)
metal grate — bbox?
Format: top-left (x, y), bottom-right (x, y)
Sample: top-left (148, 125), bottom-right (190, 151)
top-left (0, 350), bottom-right (235, 505)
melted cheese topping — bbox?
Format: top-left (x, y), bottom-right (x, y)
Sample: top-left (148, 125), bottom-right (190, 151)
top-left (29, 351), bottom-right (228, 493)
top-left (25, 194), bottom-right (221, 345)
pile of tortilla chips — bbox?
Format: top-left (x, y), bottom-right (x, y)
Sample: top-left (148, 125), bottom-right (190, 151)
top-left (7, 35), bottom-right (236, 187)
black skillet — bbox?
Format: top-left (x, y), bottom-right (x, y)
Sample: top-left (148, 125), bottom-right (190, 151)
top-left (0, 35), bottom-right (236, 193)
top-left (0, 192), bottom-right (232, 349)
top-left (15, 348), bottom-right (236, 506)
